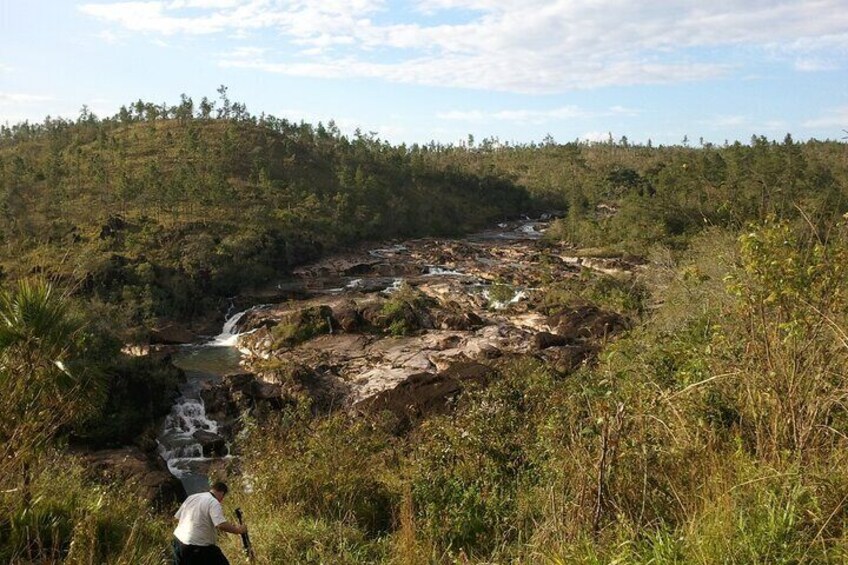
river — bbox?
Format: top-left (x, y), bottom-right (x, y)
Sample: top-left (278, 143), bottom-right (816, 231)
top-left (156, 215), bottom-right (562, 493)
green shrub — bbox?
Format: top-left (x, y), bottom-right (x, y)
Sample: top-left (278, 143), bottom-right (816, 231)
top-left (0, 454), bottom-right (169, 564)
top-left (241, 411), bottom-right (397, 536)
top-left (271, 305), bottom-right (333, 347)
top-left (380, 283), bottom-right (432, 336)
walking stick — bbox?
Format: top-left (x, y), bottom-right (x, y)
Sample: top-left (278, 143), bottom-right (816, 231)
top-left (234, 508), bottom-right (256, 562)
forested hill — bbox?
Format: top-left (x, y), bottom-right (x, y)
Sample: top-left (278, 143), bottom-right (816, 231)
top-left (431, 134), bottom-right (848, 251)
top-left (0, 95), bottom-right (531, 333)
top-left (5, 93), bottom-right (848, 564)
top-left (2, 92), bottom-right (847, 335)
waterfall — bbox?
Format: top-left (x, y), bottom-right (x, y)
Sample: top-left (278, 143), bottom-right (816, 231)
top-left (158, 397), bottom-right (225, 478)
top-left (210, 309), bottom-right (248, 347)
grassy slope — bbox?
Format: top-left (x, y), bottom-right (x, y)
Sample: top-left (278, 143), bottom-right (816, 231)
top-left (3, 111), bottom-right (848, 562)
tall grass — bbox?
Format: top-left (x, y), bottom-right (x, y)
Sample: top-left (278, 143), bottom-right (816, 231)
top-left (0, 453), bottom-right (170, 564)
top-left (5, 220), bottom-right (848, 563)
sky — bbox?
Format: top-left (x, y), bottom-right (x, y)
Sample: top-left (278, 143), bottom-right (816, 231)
top-left (1, 0), bottom-right (847, 146)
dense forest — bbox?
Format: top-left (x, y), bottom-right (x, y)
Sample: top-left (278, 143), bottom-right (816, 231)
top-left (2, 91), bottom-right (848, 563)
top-left (0, 88), bottom-right (530, 337)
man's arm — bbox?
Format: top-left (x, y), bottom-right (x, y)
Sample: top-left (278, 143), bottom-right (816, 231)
top-left (216, 521), bottom-right (248, 535)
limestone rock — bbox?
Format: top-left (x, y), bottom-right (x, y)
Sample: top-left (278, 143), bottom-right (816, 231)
top-left (359, 361), bottom-right (495, 433)
top-left (77, 446), bottom-right (184, 506)
top-left (546, 305), bottom-right (626, 342)
top-left (192, 430), bottom-right (227, 457)
top-left (150, 323), bottom-right (196, 345)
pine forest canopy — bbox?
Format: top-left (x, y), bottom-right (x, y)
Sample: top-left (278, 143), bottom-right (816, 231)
top-left (2, 90), bottom-right (848, 564)
top-left (0, 89), bottom-right (845, 335)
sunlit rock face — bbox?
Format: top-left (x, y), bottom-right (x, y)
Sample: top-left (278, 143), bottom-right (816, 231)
top-left (156, 216), bottom-right (637, 485)
top-left (231, 216), bottom-right (634, 411)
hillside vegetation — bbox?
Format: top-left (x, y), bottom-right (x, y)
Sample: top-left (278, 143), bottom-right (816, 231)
top-left (2, 92), bottom-right (848, 563)
top-left (0, 92), bottom-right (530, 336)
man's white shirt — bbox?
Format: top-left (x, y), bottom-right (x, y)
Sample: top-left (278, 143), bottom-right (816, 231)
top-left (174, 492), bottom-right (227, 546)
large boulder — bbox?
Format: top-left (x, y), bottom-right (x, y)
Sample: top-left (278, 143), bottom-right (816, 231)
top-left (546, 305), bottom-right (626, 342)
top-left (359, 362), bottom-right (495, 433)
top-left (332, 300), bottom-right (362, 332)
top-left (542, 344), bottom-right (597, 374)
top-left (150, 323), bottom-right (196, 345)
top-left (439, 311), bottom-right (484, 331)
top-left (77, 446), bottom-right (185, 506)
top-left (192, 430), bottom-right (227, 457)
top-left (534, 331), bottom-right (569, 349)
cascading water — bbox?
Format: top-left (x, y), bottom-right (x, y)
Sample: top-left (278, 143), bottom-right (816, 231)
top-left (210, 308), bottom-right (248, 346)
top-left (156, 215), bottom-right (556, 494)
top-left (158, 399), bottom-right (222, 477)
top-left (158, 307), bottom-right (250, 494)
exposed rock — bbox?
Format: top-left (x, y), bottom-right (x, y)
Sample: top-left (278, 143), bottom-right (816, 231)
top-left (535, 331), bottom-right (569, 349)
top-left (440, 310), bottom-right (484, 331)
top-left (332, 300), bottom-right (362, 332)
top-left (547, 305), bottom-right (626, 342)
top-left (359, 362), bottom-right (495, 433)
top-left (542, 344), bottom-right (597, 374)
top-left (233, 217), bottom-right (633, 410)
top-left (193, 430), bottom-right (227, 457)
top-left (358, 299), bottom-right (388, 329)
top-left (343, 262), bottom-right (379, 276)
top-left (150, 323), bottom-right (196, 345)
top-left (77, 446), bottom-right (184, 506)
top-left (121, 343), bottom-right (151, 356)
top-left (295, 256), bottom-right (382, 278)
top-left (252, 380), bottom-right (283, 400)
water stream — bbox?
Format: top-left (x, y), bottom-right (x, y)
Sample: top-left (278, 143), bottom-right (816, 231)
top-left (156, 216), bottom-right (555, 492)
top-left (157, 312), bottom-right (246, 495)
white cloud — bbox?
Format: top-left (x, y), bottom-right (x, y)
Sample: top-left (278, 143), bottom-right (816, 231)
top-left (80, 0), bottom-right (848, 92)
top-left (96, 29), bottom-right (122, 43)
top-left (437, 105), bottom-right (637, 124)
top-left (0, 92), bottom-right (53, 105)
top-left (802, 106), bottom-right (848, 129)
top-left (793, 58), bottom-right (839, 72)
top-left (581, 131), bottom-right (612, 143)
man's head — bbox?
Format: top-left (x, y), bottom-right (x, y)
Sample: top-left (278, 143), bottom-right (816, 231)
top-left (210, 481), bottom-right (229, 502)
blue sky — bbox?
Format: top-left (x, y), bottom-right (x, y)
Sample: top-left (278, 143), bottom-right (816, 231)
top-left (1, 0), bottom-right (847, 145)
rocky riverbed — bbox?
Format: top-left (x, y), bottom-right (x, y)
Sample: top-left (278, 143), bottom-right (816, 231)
top-left (200, 216), bottom-right (636, 437)
top-left (139, 215), bottom-right (644, 490)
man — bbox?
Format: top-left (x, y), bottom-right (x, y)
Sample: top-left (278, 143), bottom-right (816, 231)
top-left (173, 481), bottom-right (248, 565)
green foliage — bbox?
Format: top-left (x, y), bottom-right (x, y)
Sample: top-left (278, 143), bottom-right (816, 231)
top-left (539, 269), bottom-right (647, 316)
top-left (409, 360), bottom-right (550, 554)
top-left (0, 279), bottom-right (104, 471)
top-left (5, 94), bottom-right (848, 563)
top-left (486, 280), bottom-right (516, 306)
top-left (74, 354), bottom-right (183, 447)
top-left (0, 99), bottom-right (533, 336)
top-left (272, 305), bottom-right (333, 347)
top-left (0, 455), bottom-right (169, 564)
top-left (380, 283), bottom-right (433, 336)
top-left (241, 409), bottom-right (397, 536)
top-left (725, 218), bottom-right (848, 457)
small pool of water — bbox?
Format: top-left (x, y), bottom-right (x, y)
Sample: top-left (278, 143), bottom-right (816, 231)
top-left (160, 343), bottom-right (244, 494)
top-left (173, 345), bottom-right (243, 376)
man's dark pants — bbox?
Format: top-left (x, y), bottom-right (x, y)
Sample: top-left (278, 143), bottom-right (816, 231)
top-left (173, 537), bottom-right (230, 565)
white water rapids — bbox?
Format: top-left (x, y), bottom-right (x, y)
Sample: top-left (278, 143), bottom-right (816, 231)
top-left (156, 216), bottom-right (553, 493)
top-left (157, 307), bottom-right (249, 493)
